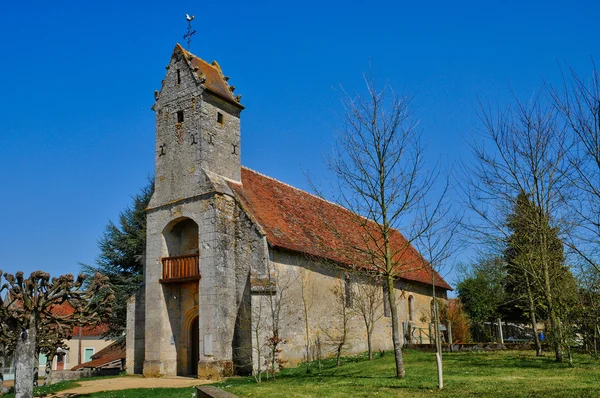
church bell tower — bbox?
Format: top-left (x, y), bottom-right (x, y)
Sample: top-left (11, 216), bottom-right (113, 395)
top-left (142, 44), bottom-right (246, 378)
top-left (149, 44), bottom-right (244, 209)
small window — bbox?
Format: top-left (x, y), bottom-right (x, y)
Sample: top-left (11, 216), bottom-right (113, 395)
top-left (217, 112), bottom-right (224, 125)
top-left (177, 111), bottom-right (184, 123)
top-left (177, 69), bottom-right (181, 84)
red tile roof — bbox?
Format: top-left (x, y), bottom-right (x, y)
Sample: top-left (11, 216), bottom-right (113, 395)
top-left (173, 44), bottom-right (243, 109)
top-left (50, 302), bottom-right (109, 337)
top-left (71, 342), bottom-right (125, 371)
top-left (228, 168), bottom-right (452, 290)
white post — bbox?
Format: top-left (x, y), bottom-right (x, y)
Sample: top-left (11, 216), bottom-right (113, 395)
top-left (497, 318), bottom-right (504, 344)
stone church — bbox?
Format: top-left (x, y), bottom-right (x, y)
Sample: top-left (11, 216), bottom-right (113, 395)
top-left (126, 44), bottom-right (452, 379)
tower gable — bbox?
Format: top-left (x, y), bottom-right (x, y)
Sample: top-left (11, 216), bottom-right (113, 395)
top-left (150, 45), bottom-right (244, 208)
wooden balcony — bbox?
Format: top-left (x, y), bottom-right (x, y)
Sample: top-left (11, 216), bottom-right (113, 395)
top-left (159, 254), bottom-right (201, 284)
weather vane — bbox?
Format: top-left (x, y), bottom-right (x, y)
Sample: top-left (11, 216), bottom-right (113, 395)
top-left (184, 14), bottom-right (196, 51)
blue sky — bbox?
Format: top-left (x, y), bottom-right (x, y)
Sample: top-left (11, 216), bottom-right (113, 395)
top-left (1, 0), bottom-right (598, 289)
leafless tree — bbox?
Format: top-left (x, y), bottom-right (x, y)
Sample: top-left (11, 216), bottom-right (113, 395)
top-left (265, 261), bottom-right (296, 380)
top-left (298, 267), bottom-right (314, 371)
top-left (462, 90), bottom-right (574, 362)
top-left (321, 281), bottom-right (354, 367)
top-left (415, 191), bottom-right (461, 389)
top-left (0, 293), bottom-right (16, 394)
top-left (327, 73), bottom-right (440, 378)
top-left (549, 63), bottom-right (600, 274)
top-left (0, 271), bottom-right (113, 397)
top-left (350, 274), bottom-right (383, 360)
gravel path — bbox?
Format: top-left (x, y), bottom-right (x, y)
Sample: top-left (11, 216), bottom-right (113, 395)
top-left (49, 376), bottom-right (212, 396)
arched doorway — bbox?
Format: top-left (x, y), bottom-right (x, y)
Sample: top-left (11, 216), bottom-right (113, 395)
top-left (190, 316), bottom-right (199, 376)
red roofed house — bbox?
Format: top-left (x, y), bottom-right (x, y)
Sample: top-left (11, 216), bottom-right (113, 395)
top-left (46, 303), bottom-right (114, 372)
top-left (1, 302), bottom-right (113, 381)
top-left (126, 44), bottom-right (452, 379)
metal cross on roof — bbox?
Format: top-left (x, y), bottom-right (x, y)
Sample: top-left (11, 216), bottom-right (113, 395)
top-left (184, 14), bottom-right (197, 51)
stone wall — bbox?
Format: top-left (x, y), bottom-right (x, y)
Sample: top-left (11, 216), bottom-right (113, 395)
top-left (250, 249), bottom-right (448, 368)
top-left (150, 47), bottom-right (242, 210)
top-left (48, 368), bottom-right (120, 385)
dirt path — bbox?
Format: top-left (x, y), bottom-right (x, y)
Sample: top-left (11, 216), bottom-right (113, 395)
top-left (49, 376), bottom-right (213, 396)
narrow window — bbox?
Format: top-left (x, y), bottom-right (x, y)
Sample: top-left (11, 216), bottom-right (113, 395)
top-left (382, 283), bottom-right (391, 317)
top-left (344, 274), bottom-right (353, 308)
top-left (408, 295), bottom-right (414, 321)
top-left (84, 348), bottom-right (95, 363)
top-left (217, 112), bottom-right (224, 125)
top-left (177, 111), bottom-right (184, 123)
top-left (177, 69), bottom-right (181, 84)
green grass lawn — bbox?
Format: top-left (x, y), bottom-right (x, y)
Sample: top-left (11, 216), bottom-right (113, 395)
top-left (213, 350), bottom-right (600, 398)
top-left (4, 350), bottom-right (598, 397)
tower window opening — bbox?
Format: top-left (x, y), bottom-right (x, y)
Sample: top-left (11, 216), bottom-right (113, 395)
top-left (177, 69), bottom-right (181, 84)
top-left (177, 111), bottom-right (184, 123)
top-left (217, 112), bottom-right (224, 125)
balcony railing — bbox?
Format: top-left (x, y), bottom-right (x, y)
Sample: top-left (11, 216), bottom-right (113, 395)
top-left (159, 254), bottom-right (201, 284)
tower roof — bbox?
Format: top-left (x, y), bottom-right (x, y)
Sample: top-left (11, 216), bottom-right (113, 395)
top-left (172, 44), bottom-right (243, 109)
top-left (229, 168), bottom-right (453, 290)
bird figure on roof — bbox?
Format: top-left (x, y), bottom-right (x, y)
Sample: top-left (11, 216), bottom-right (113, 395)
top-left (186, 14), bottom-right (195, 21)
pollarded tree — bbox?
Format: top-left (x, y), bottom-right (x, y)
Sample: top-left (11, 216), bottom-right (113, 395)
top-left (0, 271), bottom-right (113, 398)
top-left (328, 73), bottom-right (444, 378)
top-left (0, 293), bottom-right (17, 394)
top-left (81, 180), bottom-right (153, 339)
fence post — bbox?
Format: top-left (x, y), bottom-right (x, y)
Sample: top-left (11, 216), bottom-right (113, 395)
top-left (497, 318), bottom-right (504, 344)
top-left (447, 322), bottom-right (453, 351)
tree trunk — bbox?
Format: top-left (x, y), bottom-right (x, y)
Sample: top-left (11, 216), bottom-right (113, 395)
top-left (43, 353), bottom-right (54, 387)
top-left (367, 327), bottom-right (373, 360)
top-left (540, 223), bottom-right (563, 362)
top-left (386, 275), bottom-right (405, 378)
top-left (433, 299), bottom-right (443, 389)
top-left (15, 317), bottom-right (37, 398)
top-left (0, 342), bottom-right (4, 394)
top-left (525, 274), bottom-right (542, 356)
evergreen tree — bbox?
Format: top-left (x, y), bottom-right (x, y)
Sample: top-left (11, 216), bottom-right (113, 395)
top-left (456, 256), bottom-right (506, 341)
top-left (81, 180), bottom-right (153, 338)
top-left (504, 192), bottom-right (575, 360)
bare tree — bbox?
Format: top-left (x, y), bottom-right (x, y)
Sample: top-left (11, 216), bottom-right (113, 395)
top-left (297, 267), bottom-right (314, 372)
top-left (350, 274), bottom-right (384, 360)
top-left (328, 73), bottom-right (439, 378)
top-left (416, 189), bottom-right (461, 389)
top-left (264, 260), bottom-right (296, 380)
top-left (0, 293), bottom-right (17, 395)
top-left (38, 319), bottom-right (72, 386)
top-left (321, 281), bottom-right (353, 367)
top-left (463, 91), bottom-right (574, 362)
top-left (0, 271), bottom-right (113, 397)
top-left (550, 63), bottom-right (600, 274)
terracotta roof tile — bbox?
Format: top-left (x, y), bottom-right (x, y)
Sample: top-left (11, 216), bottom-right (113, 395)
top-left (71, 342), bottom-right (125, 371)
top-left (174, 44), bottom-right (243, 109)
top-left (50, 303), bottom-right (109, 336)
top-left (228, 167), bottom-right (452, 290)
